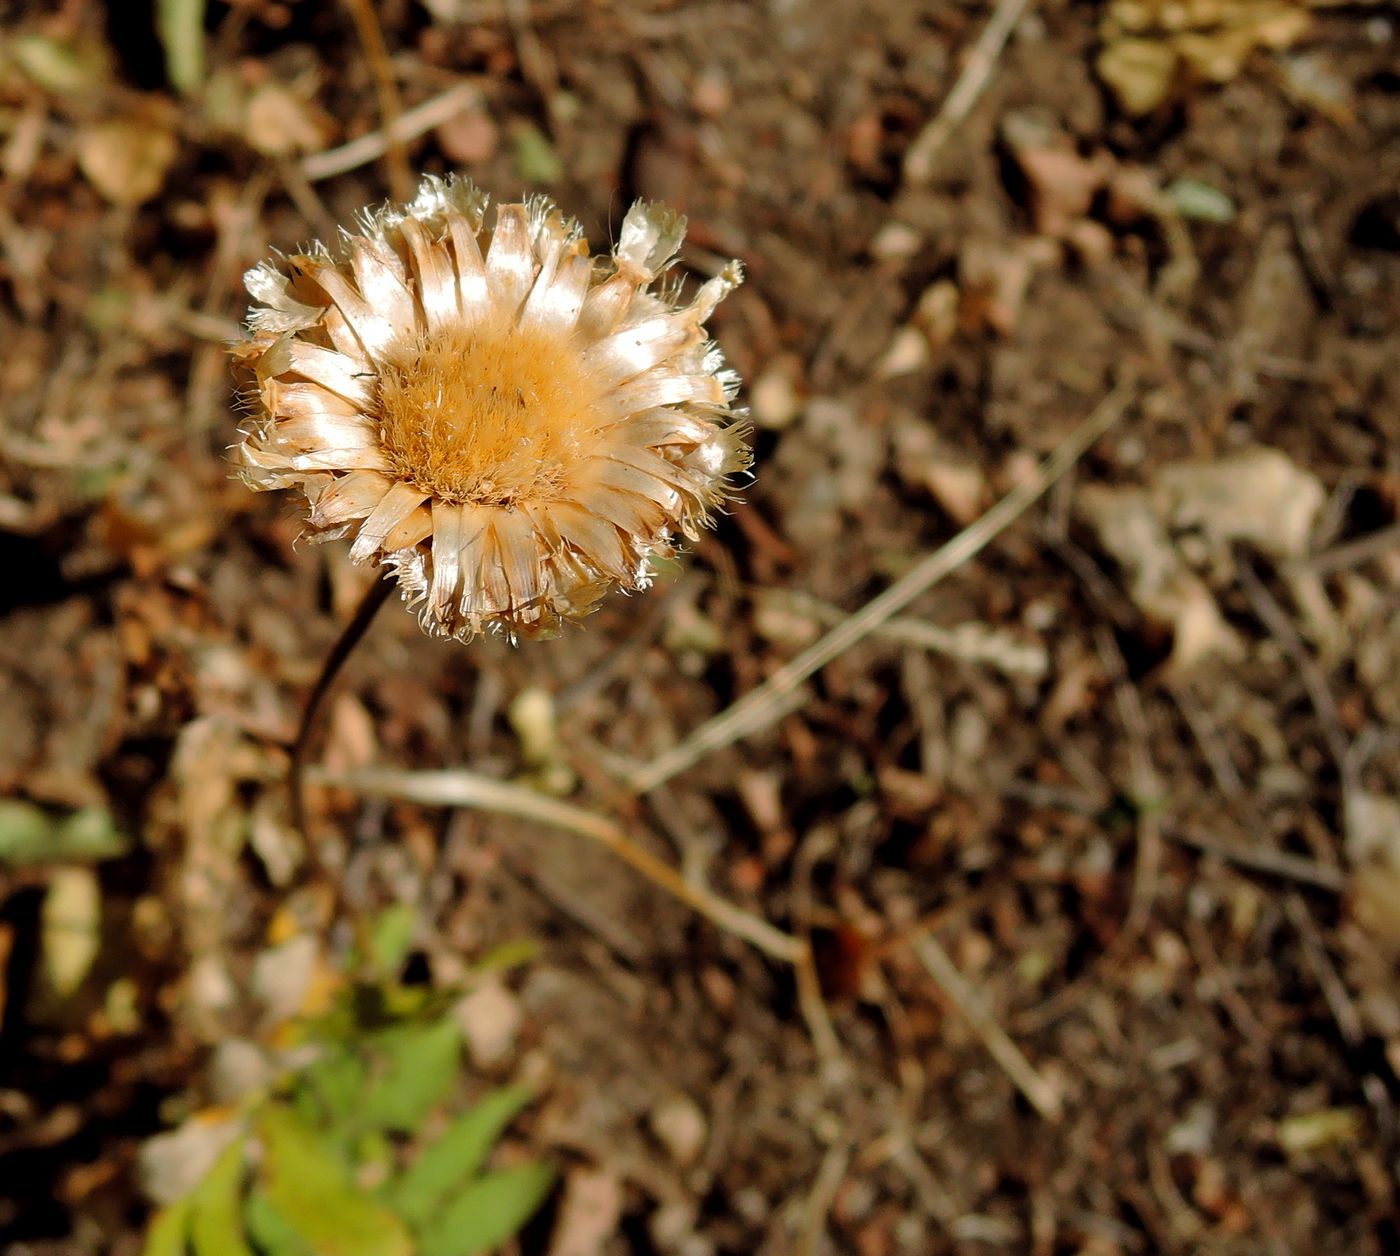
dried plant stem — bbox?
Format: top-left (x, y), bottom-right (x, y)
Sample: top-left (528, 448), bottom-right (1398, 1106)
top-left (309, 765), bottom-right (806, 963)
top-left (310, 762), bottom-right (840, 1058)
top-left (344, 0), bottom-right (414, 202)
top-left (628, 374), bottom-right (1137, 794)
top-left (910, 931), bottom-right (1063, 1122)
top-left (290, 574), bottom-right (397, 842)
top-left (1163, 825), bottom-right (1344, 892)
top-left (797, 1140), bottom-right (852, 1256)
top-left (301, 82), bottom-right (482, 183)
top-left (902, 0), bottom-right (1034, 186)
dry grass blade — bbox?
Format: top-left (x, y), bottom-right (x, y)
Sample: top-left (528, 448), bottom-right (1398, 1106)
top-left (309, 764), bottom-right (805, 964)
top-left (300, 82), bottom-right (482, 183)
top-left (1292, 522), bottom-right (1400, 575)
top-left (628, 374), bottom-right (1137, 794)
top-left (910, 931), bottom-right (1063, 1122)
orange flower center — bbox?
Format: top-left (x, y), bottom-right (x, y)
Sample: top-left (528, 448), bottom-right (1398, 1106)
top-left (376, 320), bottom-right (609, 506)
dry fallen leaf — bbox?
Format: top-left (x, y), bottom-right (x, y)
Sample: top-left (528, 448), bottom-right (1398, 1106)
top-left (244, 79), bottom-right (336, 157)
top-left (1079, 483), bottom-right (1244, 670)
top-left (42, 866), bottom-right (102, 999)
top-left (1154, 446), bottom-right (1325, 561)
top-left (1097, 0), bottom-right (1314, 115)
top-left (1080, 446), bottom-right (1326, 670)
top-left (76, 116), bottom-right (178, 207)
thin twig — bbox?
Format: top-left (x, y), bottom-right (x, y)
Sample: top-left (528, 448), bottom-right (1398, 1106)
top-left (278, 157), bottom-right (339, 242)
top-left (910, 931), bottom-right (1063, 1122)
top-left (790, 825), bottom-right (846, 1072)
top-left (1283, 891), bottom-right (1364, 1045)
top-left (1183, 915), bottom-right (1269, 1053)
top-left (1095, 624), bottom-right (1163, 946)
top-left (902, 0), bottom-right (1034, 186)
top-left (778, 589), bottom-right (1049, 679)
top-left (503, 0), bottom-right (564, 135)
top-left (1236, 558), bottom-right (1359, 844)
top-left (1163, 825), bottom-right (1344, 893)
top-left (290, 574), bottom-right (397, 843)
top-left (344, 0), bottom-right (414, 201)
top-left (301, 82), bottom-right (482, 183)
top-left (627, 374), bottom-right (1137, 794)
top-left (1286, 890), bottom-right (1398, 1138)
top-left (1167, 678), bottom-right (1246, 799)
top-left (1292, 523), bottom-right (1400, 575)
top-left (797, 1139), bottom-right (851, 1256)
top-left (308, 764), bottom-right (806, 965)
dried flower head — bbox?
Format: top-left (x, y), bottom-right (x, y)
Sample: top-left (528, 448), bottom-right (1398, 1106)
top-left (233, 174), bottom-right (749, 641)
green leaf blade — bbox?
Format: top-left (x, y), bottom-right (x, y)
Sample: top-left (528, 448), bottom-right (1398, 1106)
top-left (156, 0), bottom-right (205, 95)
top-left (140, 1197), bottom-right (193, 1256)
top-left (388, 1085), bottom-right (535, 1228)
top-left (188, 1137), bottom-right (252, 1256)
top-left (360, 1017), bottom-right (462, 1134)
top-left (417, 1161), bottom-right (556, 1256)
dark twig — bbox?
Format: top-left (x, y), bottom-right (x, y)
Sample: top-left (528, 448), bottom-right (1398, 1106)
top-left (1235, 558), bottom-right (1359, 843)
top-left (1163, 825), bottom-right (1344, 893)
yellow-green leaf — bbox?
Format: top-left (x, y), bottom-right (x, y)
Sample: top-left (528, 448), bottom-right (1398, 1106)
top-left (140, 1198), bottom-right (193, 1256)
top-left (189, 1137), bottom-right (251, 1256)
top-left (156, 0), bottom-right (205, 95)
top-left (258, 1105), bottom-right (412, 1256)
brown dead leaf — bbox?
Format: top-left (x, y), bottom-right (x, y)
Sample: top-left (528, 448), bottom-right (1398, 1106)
top-left (244, 80), bottom-right (336, 157)
top-left (76, 116), bottom-right (178, 207)
top-left (435, 106), bottom-right (500, 164)
top-left (1098, 0), bottom-right (1313, 115)
top-left (547, 1168), bottom-right (624, 1256)
top-left (1079, 446), bottom-right (1327, 670)
top-left (1078, 483), bottom-right (1244, 670)
top-left (1154, 446), bottom-right (1325, 561)
top-left (1004, 112), bottom-right (1108, 240)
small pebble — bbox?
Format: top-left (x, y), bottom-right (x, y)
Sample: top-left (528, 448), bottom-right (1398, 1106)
top-left (649, 1094), bottom-right (707, 1166)
top-left (456, 978), bottom-right (524, 1068)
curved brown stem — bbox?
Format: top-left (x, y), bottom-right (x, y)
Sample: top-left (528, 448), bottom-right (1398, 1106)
top-left (290, 574), bottom-right (397, 842)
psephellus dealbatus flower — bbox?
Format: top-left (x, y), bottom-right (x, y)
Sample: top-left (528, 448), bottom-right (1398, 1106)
top-left (233, 173), bottom-right (750, 643)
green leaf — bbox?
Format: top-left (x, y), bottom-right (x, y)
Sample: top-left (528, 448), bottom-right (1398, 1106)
top-left (299, 1046), bottom-right (369, 1128)
top-left (257, 1105), bottom-right (412, 1256)
top-left (189, 1137), bottom-right (251, 1256)
top-left (417, 1161), bottom-right (555, 1256)
top-left (156, 0), bottom-right (205, 95)
top-left (141, 1197), bottom-right (193, 1256)
top-left (243, 1192), bottom-right (313, 1256)
top-left (511, 123), bottom-right (563, 183)
top-left (11, 34), bottom-right (111, 97)
top-left (360, 1017), bottom-right (461, 1133)
top-left (367, 903), bottom-right (419, 977)
top-left (0, 801), bottom-right (129, 866)
top-left (388, 1085), bottom-right (534, 1228)
top-left (473, 938), bottom-right (539, 975)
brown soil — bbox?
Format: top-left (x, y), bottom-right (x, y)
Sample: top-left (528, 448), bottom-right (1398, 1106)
top-left (2, 0), bottom-right (1398, 1253)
